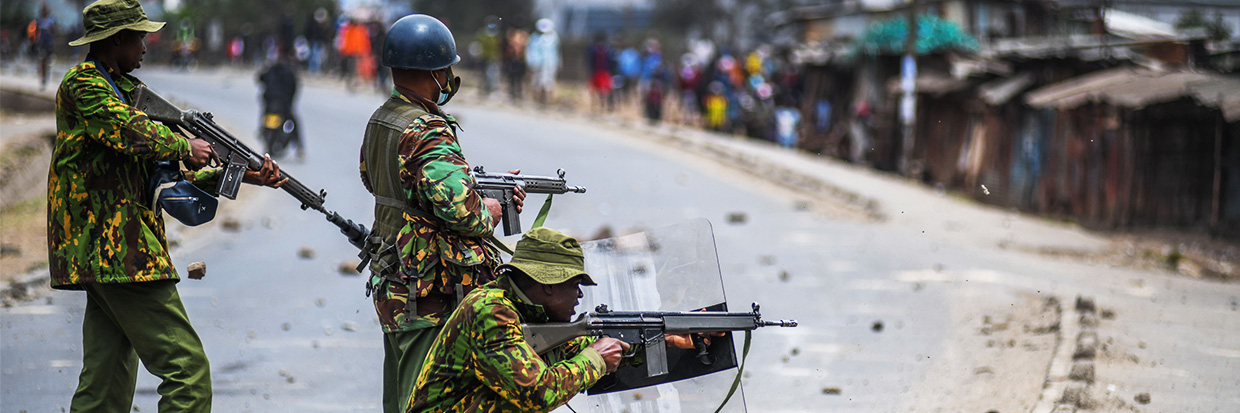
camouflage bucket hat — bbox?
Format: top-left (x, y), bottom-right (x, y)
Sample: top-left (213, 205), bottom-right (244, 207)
top-left (499, 228), bottom-right (597, 286)
top-left (69, 0), bottom-right (165, 46)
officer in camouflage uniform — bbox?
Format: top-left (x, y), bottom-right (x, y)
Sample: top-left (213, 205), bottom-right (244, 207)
top-left (49, 0), bottom-right (285, 410)
top-left (407, 227), bottom-right (630, 413)
top-left (359, 14), bottom-right (527, 413)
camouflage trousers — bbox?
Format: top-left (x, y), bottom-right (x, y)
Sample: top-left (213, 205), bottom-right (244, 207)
top-left (383, 326), bottom-right (441, 413)
top-left (71, 280), bottom-right (211, 412)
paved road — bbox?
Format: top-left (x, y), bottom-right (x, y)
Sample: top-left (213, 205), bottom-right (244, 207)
top-left (3, 67), bottom-right (1239, 412)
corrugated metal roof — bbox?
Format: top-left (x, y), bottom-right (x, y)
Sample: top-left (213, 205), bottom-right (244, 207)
top-left (1025, 67), bottom-right (1240, 121)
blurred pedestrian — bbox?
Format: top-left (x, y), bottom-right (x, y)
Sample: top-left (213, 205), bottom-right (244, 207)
top-left (677, 53), bottom-right (701, 125)
top-left (32, 3), bottom-right (57, 89)
top-left (358, 14), bottom-right (525, 413)
top-left (304, 8), bottom-right (330, 73)
top-left (369, 20), bottom-right (389, 92)
top-left (337, 18), bottom-right (371, 90)
top-left (52, 1), bottom-right (287, 410)
top-left (704, 81), bottom-right (727, 131)
top-left (525, 18), bottom-right (559, 105)
top-left (586, 33), bottom-right (614, 113)
top-left (615, 43), bottom-right (640, 105)
top-left (476, 16), bottom-right (500, 96)
top-left (503, 25), bottom-right (528, 102)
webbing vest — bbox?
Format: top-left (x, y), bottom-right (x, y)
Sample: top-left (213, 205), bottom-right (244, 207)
top-left (360, 95), bottom-right (433, 281)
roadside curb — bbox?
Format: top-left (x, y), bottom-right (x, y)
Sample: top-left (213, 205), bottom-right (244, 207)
top-left (650, 126), bottom-right (886, 222)
top-left (1033, 295), bottom-right (1100, 413)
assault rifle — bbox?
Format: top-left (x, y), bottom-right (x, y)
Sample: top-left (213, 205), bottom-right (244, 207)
top-left (132, 85), bottom-right (369, 249)
top-left (471, 166), bottom-right (586, 236)
top-left (523, 303), bottom-right (797, 377)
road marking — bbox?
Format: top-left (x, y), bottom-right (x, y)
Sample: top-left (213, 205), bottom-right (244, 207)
top-left (1196, 345), bottom-right (1240, 358)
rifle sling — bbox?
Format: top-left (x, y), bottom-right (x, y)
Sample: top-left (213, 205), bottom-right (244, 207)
top-left (714, 330), bottom-right (752, 413)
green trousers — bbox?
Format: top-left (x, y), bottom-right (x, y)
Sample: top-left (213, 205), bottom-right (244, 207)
top-left (70, 280), bottom-right (211, 412)
top-left (383, 326), bottom-right (441, 413)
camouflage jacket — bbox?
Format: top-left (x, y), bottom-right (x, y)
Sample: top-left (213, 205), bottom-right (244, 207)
top-left (407, 276), bottom-right (605, 413)
top-left (48, 58), bottom-right (217, 290)
top-left (359, 89), bottom-right (501, 333)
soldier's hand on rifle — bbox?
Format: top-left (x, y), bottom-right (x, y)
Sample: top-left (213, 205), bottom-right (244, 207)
top-left (666, 332), bottom-right (726, 349)
top-left (508, 169), bottom-right (526, 213)
top-left (242, 154), bottom-right (288, 188)
top-left (483, 198), bottom-right (503, 227)
top-left (589, 337), bottom-right (631, 373)
top-left (183, 137), bottom-right (216, 170)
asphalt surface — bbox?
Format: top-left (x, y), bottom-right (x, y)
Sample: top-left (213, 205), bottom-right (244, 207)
top-left (2, 65), bottom-right (1239, 412)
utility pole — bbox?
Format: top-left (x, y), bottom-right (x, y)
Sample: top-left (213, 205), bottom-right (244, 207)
top-left (898, 0), bottom-right (919, 176)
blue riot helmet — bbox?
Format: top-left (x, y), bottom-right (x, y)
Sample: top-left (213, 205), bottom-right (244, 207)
top-left (383, 14), bottom-right (462, 104)
top-left (382, 14), bottom-right (460, 70)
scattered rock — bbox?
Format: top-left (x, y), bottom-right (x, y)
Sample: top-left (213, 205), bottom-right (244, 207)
top-left (1059, 382), bottom-right (1093, 408)
top-left (281, 322), bottom-right (291, 331)
top-left (778, 270), bottom-right (790, 282)
top-left (186, 261), bottom-right (207, 280)
top-left (338, 261), bottom-right (361, 275)
top-left (1138, 341), bottom-right (1146, 349)
top-left (0, 244), bottom-right (21, 258)
top-left (726, 212), bottom-right (747, 224)
top-left (1100, 308), bottom-right (1116, 319)
top-left (793, 200), bottom-right (811, 211)
top-left (1075, 296), bottom-right (1096, 312)
top-left (1134, 392), bottom-right (1151, 404)
top-left (974, 366), bottom-right (994, 375)
top-left (871, 320), bottom-right (884, 333)
top-left (298, 246), bottom-right (315, 259)
top-left (790, 347), bottom-right (800, 356)
top-left (587, 225), bottom-right (613, 241)
top-left (286, 376), bottom-right (296, 384)
top-left (1079, 313), bottom-right (1098, 328)
top-left (1068, 360), bottom-right (1095, 383)
top-left (1074, 332), bottom-right (1098, 359)
top-left (315, 297), bottom-right (326, 307)
top-left (821, 387), bottom-right (842, 395)
top-left (341, 322), bottom-right (357, 332)
top-left (220, 217), bottom-right (241, 232)
top-left (247, 330), bottom-right (257, 339)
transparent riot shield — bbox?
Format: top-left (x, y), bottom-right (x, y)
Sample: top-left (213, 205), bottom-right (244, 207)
top-left (568, 218), bottom-right (748, 413)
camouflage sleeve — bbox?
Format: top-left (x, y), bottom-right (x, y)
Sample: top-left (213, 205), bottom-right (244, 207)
top-left (184, 168), bottom-right (221, 196)
top-left (66, 69), bottom-right (190, 160)
top-left (474, 303), bottom-right (604, 410)
top-left (398, 117), bottom-right (494, 236)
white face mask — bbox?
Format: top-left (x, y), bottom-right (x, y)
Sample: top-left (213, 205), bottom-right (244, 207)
top-left (431, 70), bottom-right (451, 105)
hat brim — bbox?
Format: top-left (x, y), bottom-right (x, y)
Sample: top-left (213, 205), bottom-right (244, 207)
top-left (69, 20), bottom-right (164, 47)
top-left (499, 261), bottom-right (597, 286)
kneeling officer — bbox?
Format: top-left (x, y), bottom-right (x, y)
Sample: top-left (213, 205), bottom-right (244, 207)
top-left (406, 228), bottom-right (629, 412)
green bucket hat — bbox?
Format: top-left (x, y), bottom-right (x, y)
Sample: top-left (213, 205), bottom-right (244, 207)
top-left (499, 228), bottom-right (597, 286)
top-left (68, 0), bottom-right (165, 47)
